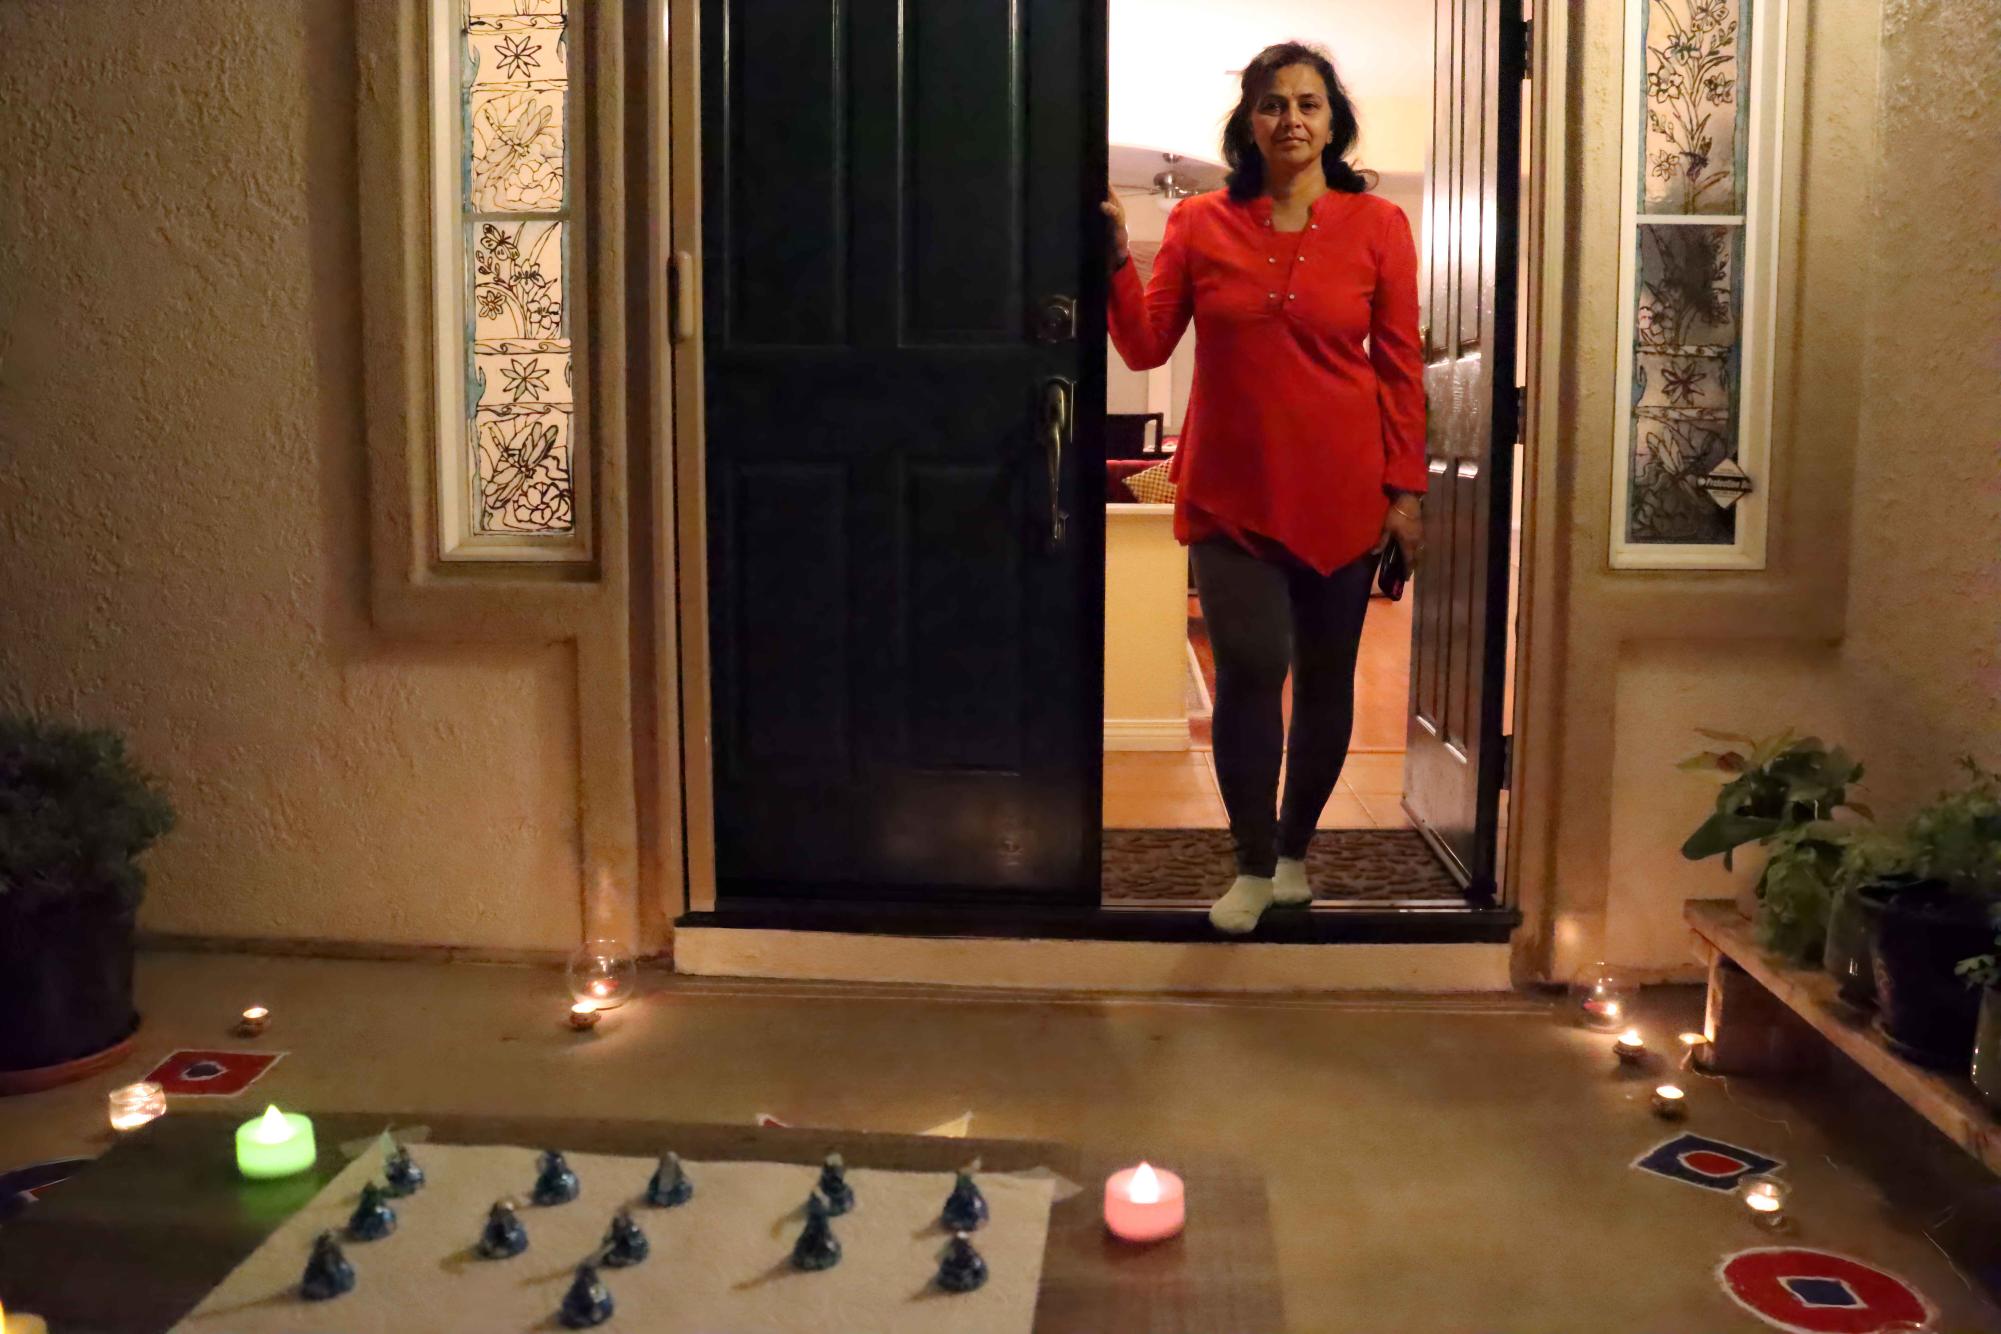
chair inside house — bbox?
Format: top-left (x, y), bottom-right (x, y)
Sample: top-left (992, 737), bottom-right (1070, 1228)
top-left (1105, 411), bottom-right (1165, 459)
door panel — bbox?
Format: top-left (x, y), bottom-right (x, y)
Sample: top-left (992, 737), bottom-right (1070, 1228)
top-left (1405, 0), bottom-right (1524, 897)
top-left (702, 0), bottom-right (1102, 902)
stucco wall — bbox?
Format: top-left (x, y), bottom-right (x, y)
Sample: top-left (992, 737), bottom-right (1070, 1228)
top-left (1840, 0), bottom-right (2001, 803)
top-left (1532, 0), bottom-right (2001, 978)
top-left (0, 0), bottom-right (585, 951)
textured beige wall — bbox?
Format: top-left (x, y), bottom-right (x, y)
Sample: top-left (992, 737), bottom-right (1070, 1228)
top-left (1839, 0), bottom-right (2001, 805)
top-left (0, 0), bottom-right (586, 951)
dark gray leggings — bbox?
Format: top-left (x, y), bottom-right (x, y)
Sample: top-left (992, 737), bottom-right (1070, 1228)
top-left (1191, 537), bottom-right (1375, 878)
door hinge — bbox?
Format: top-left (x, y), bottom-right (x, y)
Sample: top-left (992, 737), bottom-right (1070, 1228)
top-left (1518, 18), bottom-right (1534, 81)
top-left (1515, 383), bottom-right (1527, 445)
top-left (1499, 734), bottom-right (1514, 790)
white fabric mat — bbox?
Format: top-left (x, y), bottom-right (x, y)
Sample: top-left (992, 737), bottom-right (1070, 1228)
top-left (172, 1143), bottom-right (1054, 1334)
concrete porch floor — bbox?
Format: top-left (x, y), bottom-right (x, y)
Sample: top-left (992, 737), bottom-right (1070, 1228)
top-left (4, 951), bottom-right (1999, 1332)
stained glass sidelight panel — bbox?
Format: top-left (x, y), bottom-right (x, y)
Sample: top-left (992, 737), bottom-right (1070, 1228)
top-left (1628, 224), bottom-right (1742, 545)
top-left (456, 0), bottom-right (577, 545)
top-left (1639, 0), bottom-right (1747, 215)
top-left (1617, 0), bottom-right (1776, 563)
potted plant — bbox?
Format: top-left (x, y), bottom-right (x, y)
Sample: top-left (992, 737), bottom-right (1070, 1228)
top-left (1868, 759), bottom-right (2001, 1069)
top-left (0, 715), bottom-right (174, 1088)
top-left (1679, 729), bottom-right (1867, 965)
top-left (1959, 927), bottom-right (2001, 1112)
top-left (1824, 827), bottom-right (1923, 1009)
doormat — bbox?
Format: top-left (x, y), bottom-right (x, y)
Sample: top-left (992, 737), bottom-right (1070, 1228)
top-left (1101, 828), bottom-right (1463, 903)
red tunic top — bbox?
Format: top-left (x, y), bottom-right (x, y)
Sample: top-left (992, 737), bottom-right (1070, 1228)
top-left (1108, 188), bottom-right (1428, 574)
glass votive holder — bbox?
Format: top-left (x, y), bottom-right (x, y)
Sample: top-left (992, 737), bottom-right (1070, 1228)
top-left (1650, 1083), bottom-right (1687, 1120)
top-left (1737, 1175), bottom-right (1789, 1228)
top-left (565, 940), bottom-right (637, 1012)
top-left (1575, 964), bottom-right (1638, 1032)
top-left (108, 1081), bottom-right (167, 1131)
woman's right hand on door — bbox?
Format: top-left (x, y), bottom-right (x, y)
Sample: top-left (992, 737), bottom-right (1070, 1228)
top-left (1100, 190), bottom-right (1129, 268)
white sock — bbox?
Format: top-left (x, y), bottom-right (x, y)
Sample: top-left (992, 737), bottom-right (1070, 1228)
top-left (1272, 857), bottom-right (1312, 906)
top-left (1209, 875), bottom-right (1275, 935)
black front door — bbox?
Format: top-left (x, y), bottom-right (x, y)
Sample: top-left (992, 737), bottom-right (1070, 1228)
top-left (1404, 0), bottom-right (1525, 898)
top-left (701, 0), bottom-right (1104, 902)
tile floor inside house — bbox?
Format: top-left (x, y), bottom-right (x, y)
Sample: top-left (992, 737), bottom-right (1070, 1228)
top-left (1104, 593), bottom-right (1414, 832)
top-left (6, 952), bottom-right (1999, 1332)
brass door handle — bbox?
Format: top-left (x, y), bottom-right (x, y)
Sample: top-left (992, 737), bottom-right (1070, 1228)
top-left (1039, 377), bottom-right (1073, 550)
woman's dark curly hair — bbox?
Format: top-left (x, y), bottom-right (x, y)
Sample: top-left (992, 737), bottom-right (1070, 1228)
top-left (1222, 42), bottom-right (1376, 200)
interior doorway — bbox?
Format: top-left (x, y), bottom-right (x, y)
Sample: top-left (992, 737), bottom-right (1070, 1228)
top-left (1096, 0), bottom-right (1521, 911)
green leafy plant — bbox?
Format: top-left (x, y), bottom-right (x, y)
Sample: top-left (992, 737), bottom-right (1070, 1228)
top-left (1679, 728), bottom-right (1867, 962)
top-left (1959, 931), bottom-right (2000, 990)
top-left (0, 715), bottom-right (175, 915)
top-left (1909, 758), bottom-right (2001, 901)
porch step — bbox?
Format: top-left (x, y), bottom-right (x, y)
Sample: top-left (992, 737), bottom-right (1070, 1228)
top-left (673, 903), bottom-right (1519, 993)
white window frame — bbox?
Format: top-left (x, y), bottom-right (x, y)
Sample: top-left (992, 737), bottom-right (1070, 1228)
top-left (428, 0), bottom-right (592, 563)
top-left (1609, 0), bottom-right (1787, 570)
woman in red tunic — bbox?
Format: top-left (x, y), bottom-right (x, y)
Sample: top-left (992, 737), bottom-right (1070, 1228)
top-left (1105, 42), bottom-right (1427, 934)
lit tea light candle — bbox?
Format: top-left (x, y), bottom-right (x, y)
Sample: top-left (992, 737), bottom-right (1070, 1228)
top-left (1104, 1161), bottom-right (1185, 1243)
top-left (1738, 1175), bottom-right (1788, 1228)
top-left (235, 1005), bottom-right (271, 1037)
top-left (1613, 1028), bottom-right (1647, 1065)
top-left (1, 1297), bottom-right (51, 1334)
top-left (1650, 1083), bottom-right (1687, 1120)
top-left (107, 1080), bottom-right (167, 1131)
top-left (1576, 965), bottom-right (1638, 1032)
top-left (235, 1105), bottom-right (317, 1180)
top-left (568, 1000), bottom-right (602, 1031)
top-left (1581, 996), bottom-right (1622, 1026)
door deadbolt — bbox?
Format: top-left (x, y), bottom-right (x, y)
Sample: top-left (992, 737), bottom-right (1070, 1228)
top-left (1032, 294), bottom-right (1077, 344)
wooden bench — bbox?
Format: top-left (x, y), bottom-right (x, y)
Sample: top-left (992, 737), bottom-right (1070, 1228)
top-left (1685, 898), bottom-right (2001, 1176)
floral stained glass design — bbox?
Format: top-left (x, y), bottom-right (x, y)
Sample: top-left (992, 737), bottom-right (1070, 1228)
top-left (462, 0), bottom-right (575, 537)
top-left (1625, 0), bottom-right (1751, 547)
top-left (1630, 225), bottom-right (1741, 544)
top-left (1641, 0), bottom-right (1744, 215)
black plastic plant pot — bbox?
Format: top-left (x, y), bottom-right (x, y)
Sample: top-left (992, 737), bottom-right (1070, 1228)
top-left (1824, 887), bottom-right (1876, 1008)
top-left (0, 896), bottom-right (139, 1080)
top-left (1866, 883), bottom-right (1989, 1069)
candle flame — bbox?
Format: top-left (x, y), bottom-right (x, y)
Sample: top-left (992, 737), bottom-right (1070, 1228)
top-left (1654, 1084), bottom-right (1684, 1099)
top-left (1618, 1027), bottom-right (1643, 1046)
top-left (1604, 1001), bottom-right (1622, 1018)
top-left (1128, 1162), bottom-right (1161, 1204)
top-left (590, 980), bottom-right (611, 997)
top-left (243, 1006), bottom-right (269, 1020)
top-left (1678, 1031), bottom-right (1706, 1047)
top-left (252, 1105), bottom-right (291, 1143)
top-left (572, 999), bottom-right (600, 1014)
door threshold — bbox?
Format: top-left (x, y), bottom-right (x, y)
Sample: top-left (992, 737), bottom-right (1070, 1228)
top-left (679, 899), bottom-right (1517, 944)
top-left (671, 901), bottom-right (1520, 993)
